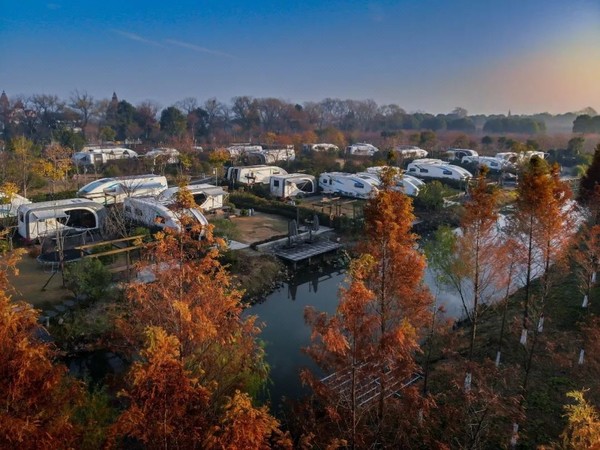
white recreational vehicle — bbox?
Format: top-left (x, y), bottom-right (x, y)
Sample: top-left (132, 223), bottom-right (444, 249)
top-left (225, 165), bottom-right (288, 185)
top-left (157, 184), bottom-right (228, 212)
top-left (0, 193), bottom-right (31, 219)
top-left (318, 172), bottom-right (379, 199)
top-left (346, 143), bottom-right (379, 156)
top-left (446, 148), bottom-right (478, 162)
top-left (145, 147), bottom-right (180, 164)
top-left (77, 175), bottom-right (168, 205)
top-left (461, 156), bottom-right (510, 172)
top-left (302, 143), bottom-right (339, 153)
top-left (72, 147), bottom-right (138, 167)
top-left (495, 152), bottom-right (518, 163)
top-left (123, 197), bottom-right (209, 237)
top-left (406, 159), bottom-right (473, 181)
top-left (247, 146), bottom-right (296, 164)
top-left (269, 174), bottom-right (316, 199)
top-left (365, 166), bottom-right (425, 197)
top-left (17, 198), bottom-right (106, 241)
top-left (226, 144), bottom-right (263, 158)
top-left (392, 145), bottom-right (428, 159)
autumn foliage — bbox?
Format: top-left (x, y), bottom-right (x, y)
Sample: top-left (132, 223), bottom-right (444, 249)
top-left (302, 184), bottom-right (432, 448)
top-left (111, 211), bottom-right (286, 449)
top-left (0, 250), bottom-right (83, 449)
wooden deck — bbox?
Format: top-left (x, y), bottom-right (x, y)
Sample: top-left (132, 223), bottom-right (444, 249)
top-left (274, 239), bottom-right (342, 264)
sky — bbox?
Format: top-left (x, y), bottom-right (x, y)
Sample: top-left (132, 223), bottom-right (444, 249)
top-left (1, 0), bottom-right (599, 115)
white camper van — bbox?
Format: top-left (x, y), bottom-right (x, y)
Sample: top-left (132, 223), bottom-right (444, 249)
top-left (446, 148), bottom-right (478, 162)
top-left (17, 198), bottom-right (106, 241)
top-left (318, 172), bottom-right (379, 199)
top-left (226, 144), bottom-right (263, 158)
top-left (123, 197), bottom-right (209, 237)
top-left (270, 174), bottom-right (316, 199)
top-left (302, 143), bottom-right (339, 153)
top-left (72, 147), bottom-right (138, 167)
top-left (346, 143), bottom-right (379, 156)
top-left (77, 175), bottom-right (168, 205)
top-left (406, 159), bottom-right (472, 181)
top-left (225, 165), bottom-right (288, 185)
top-left (365, 166), bottom-right (425, 197)
top-left (393, 146), bottom-right (428, 159)
top-left (461, 156), bottom-right (508, 172)
top-left (0, 193), bottom-right (31, 219)
top-left (157, 184), bottom-right (228, 212)
top-left (145, 148), bottom-right (180, 164)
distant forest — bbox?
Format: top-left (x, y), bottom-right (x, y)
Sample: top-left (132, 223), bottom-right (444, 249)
top-left (0, 90), bottom-right (597, 147)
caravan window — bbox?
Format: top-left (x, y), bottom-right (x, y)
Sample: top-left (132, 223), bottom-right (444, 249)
top-left (135, 208), bottom-right (143, 217)
top-left (443, 170), bottom-right (452, 175)
top-left (354, 182), bottom-right (364, 189)
top-left (419, 168), bottom-right (429, 173)
top-left (273, 180), bottom-right (280, 187)
top-left (409, 168), bottom-right (416, 172)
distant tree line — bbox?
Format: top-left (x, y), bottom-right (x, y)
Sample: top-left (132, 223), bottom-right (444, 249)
top-left (573, 114), bottom-right (600, 134)
top-left (483, 116), bottom-right (546, 134)
top-left (1, 91), bottom-right (596, 149)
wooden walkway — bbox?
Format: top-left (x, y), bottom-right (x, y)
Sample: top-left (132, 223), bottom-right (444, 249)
top-left (274, 239), bottom-right (342, 265)
top-left (321, 362), bottom-right (422, 408)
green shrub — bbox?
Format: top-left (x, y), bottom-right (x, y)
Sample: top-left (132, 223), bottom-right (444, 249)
top-left (414, 181), bottom-right (446, 211)
top-left (64, 258), bottom-right (112, 301)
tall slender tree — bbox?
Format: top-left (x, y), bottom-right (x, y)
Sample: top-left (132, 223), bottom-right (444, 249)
top-left (303, 171), bottom-right (432, 447)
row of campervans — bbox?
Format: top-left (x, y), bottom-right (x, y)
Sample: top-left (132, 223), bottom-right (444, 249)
top-left (318, 168), bottom-right (426, 199)
top-left (15, 175), bottom-right (227, 241)
top-left (72, 147), bottom-right (183, 167)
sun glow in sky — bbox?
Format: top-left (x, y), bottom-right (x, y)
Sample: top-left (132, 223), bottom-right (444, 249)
top-left (1, 0), bottom-right (599, 114)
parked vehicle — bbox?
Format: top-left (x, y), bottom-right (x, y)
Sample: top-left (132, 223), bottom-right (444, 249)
top-left (247, 146), bottom-right (296, 164)
top-left (392, 145), bottom-right (428, 159)
top-left (318, 172), bottom-right (379, 199)
top-left (17, 198), bottom-right (106, 241)
top-left (446, 148), bottom-right (478, 161)
top-left (123, 197), bottom-right (208, 237)
top-left (302, 143), bottom-right (339, 152)
top-left (346, 143), bottom-right (379, 156)
top-left (495, 152), bottom-right (519, 163)
top-left (72, 147), bottom-right (138, 167)
top-left (365, 166), bottom-right (425, 197)
top-left (0, 192), bottom-right (31, 219)
top-left (406, 159), bottom-right (472, 181)
top-left (226, 144), bottom-right (263, 158)
top-left (77, 175), bottom-right (168, 205)
top-left (225, 165), bottom-right (288, 185)
top-left (145, 147), bottom-right (180, 164)
top-left (270, 174), bottom-right (316, 199)
top-left (461, 156), bottom-right (509, 172)
top-left (157, 184), bottom-right (228, 212)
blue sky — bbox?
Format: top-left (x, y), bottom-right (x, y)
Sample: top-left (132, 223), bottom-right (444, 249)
top-left (1, 0), bottom-right (599, 114)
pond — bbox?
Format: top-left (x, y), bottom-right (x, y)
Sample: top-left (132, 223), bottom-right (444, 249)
top-left (249, 264), bottom-right (467, 408)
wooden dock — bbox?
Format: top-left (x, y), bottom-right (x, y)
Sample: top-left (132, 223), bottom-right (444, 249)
top-left (274, 239), bottom-right (342, 267)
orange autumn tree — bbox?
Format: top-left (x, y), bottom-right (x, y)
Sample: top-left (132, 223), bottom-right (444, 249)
top-left (359, 168), bottom-right (432, 425)
top-left (303, 170), bottom-right (432, 448)
top-left (112, 189), bottom-right (286, 448)
top-left (509, 157), bottom-right (574, 445)
top-left (0, 250), bottom-right (83, 449)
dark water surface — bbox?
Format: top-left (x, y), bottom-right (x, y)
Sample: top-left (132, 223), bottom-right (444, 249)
top-left (248, 268), bottom-right (346, 406)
